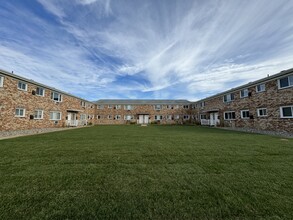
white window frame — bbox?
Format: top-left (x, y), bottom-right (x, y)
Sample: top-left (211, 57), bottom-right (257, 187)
top-left (183, 105), bottom-right (189, 109)
top-left (200, 102), bottom-right (205, 108)
top-left (36, 87), bottom-right (45, 96)
top-left (183, 115), bottom-right (190, 120)
top-left (240, 89), bottom-right (249, 98)
top-left (108, 105), bottom-right (112, 109)
top-left (18, 81), bottom-right (27, 91)
top-left (107, 115), bottom-right (112, 119)
top-left (240, 110), bottom-right (250, 119)
top-left (15, 108), bottom-right (26, 117)
top-left (50, 111), bottom-right (61, 120)
top-left (81, 101), bottom-right (86, 107)
top-left (278, 75), bottom-right (293, 89)
top-left (51, 92), bottom-right (62, 102)
top-left (224, 111), bottom-right (236, 120)
top-left (280, 106), bottom-right (293, 118)
top-left (174, 115), bottom-right (180, 120)
top-left (124, 105), bottom-right (133, 110)
top-left (257, 108), bottom-right (267, 117)
top-left (114, 105), bottom-right (121, 110)
top-left (80, 114), bottom-right (87, 120)
top-left (166, 115), bottom-right (172, 120)
top-left (256, 84), bottom-right (266, 93)
top-left (34, 109), bottom-right (43, 119)
top-left (155, 115), bottom-right (163, 120)
top-left (154, 105), bottom-right (162, 110)
top-left (200, 114), bottom-right (207, 120)
top-left (0, 75), bottom-right (4, 87)
top-left (114, 115), bottom-right (121, 120)
top-left (124, 115), bottom-right (133, 120)
top-left (223, 93), bottom-right (234, 103)
top-left (97, 105), bottom-right (104, 109)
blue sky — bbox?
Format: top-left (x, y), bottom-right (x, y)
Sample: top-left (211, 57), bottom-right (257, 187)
top-left (1, 0), bottom-right (293, 101)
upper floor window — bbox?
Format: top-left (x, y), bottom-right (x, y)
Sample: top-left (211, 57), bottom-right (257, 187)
top-left (278, 75), bottom-right (293, 89)
top-left (240, 89), bottom-right (249, 98)
top-left (97, 105), bottom-right (104, 109)
top-left (18, 81), bottom-right (27, 91)
top-left (34, 110), bottom-right (43, 119)
top-left (124, 105), bottom-right (133, 110)
top-left (50, 111), bottom-right (61, 120)
top-left (36, 87), bottom-right (45, 96)
top-left (51, 92), bottom-right (62, 102)
top-left (114, 105), bottom-right (121, 109)
top-left (200, 102), bottom-right (205, 107)
top-left (15, 108), bottom-right (25, 117)
top-left (224, 111), bottom-right (236, 120)
top-left (280, 106), bottom-right (293, 118)
top-left (240, 110), bottom-right (250, 119)
top-left (183, 105), bottom-right (189, 109)
top-left (81, 101), bottom-right (86, 107)
top-left (256, 84), bottom-right (265, 93)
top-left (108, 105), bottom-right (113, 109)
top-left (257, 108), bottom-right (267, 117)
top-left (0, 75), bottom-right (4, 87)
top-left (223, 93), bottom-right (234, 103)
top-left (154, 105), bottom-right (162, 110)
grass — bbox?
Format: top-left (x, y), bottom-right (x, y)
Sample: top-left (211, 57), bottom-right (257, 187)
top-left (0, 125), bottom-right (292, 219)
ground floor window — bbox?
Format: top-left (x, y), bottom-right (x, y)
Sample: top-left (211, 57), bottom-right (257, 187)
top-left (15, 108), bottom-right (25, 117)
top-left (50, 111), bottom-right (61, 120)
top-left (155, 115), bottom-right (163, 120)
top-left (114, 115), bottom-right (121, 120)
top-left (280, 106), bottom-right (293, 118)
top-left (241, 110), bottom-right (250, 119)
top-left (183, 115), bottom-right (190, 120)
top-left (124, 115), bottom-right (134, 120)
top-left (107, 115), bottom-right (112, 119)
top-left (200, 114), bottom-right (206, 119)
top-left (34, 110), bottom-right (43, 119)
top-left (80, 114), bottom-right (87, 120)
top-left (257, 108), bottom-right (267, 117)
top-left (166, 115), bottom-right (172, 120)
top-left (224, 111), bottom-right (235, 120)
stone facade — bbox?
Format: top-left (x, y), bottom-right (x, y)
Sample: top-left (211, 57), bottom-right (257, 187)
top-left (194, 69), bottom-right (293, 133)
top-left (0, 70), bottom-right (96, 131)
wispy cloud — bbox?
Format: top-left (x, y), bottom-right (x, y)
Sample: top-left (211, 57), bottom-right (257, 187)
top-left (0, 0), bottom-right (293, 101)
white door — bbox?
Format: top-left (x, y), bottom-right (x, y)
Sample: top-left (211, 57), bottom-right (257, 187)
top-left (139, 115), bottom-right (144, 124)
top-left (144, 115), bottom-right (149, 124)
top-left (210, 113), bottom-right (219, 126)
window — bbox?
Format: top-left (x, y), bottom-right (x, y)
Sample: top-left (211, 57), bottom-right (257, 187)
top-left (18, 81), bottom-right (27, 91)
top-left (34, 110), bottom-right (43, 119)
top-left (97, 105), bottom-right (104, 109)
top-left (224, 111), bottom-right (236, 120)
top-left (174, 115), bottom-right (180, 120)
top-left (0, 75), bottom-right (4, 87)
top-left (155, 115), bottom-right (163, 120)
top-left (114, 105), bottom-right (121, 109)
top-left (183, 105), bottom-right (189, 109)
top-left (257, 108), bottom-right (267, 117)
top-left (166, 105), bottom-right (173, 109)
top-left (240, 89), bottom-right (249, 98)
top-left (36, 87), bottom-right (45, 96)
top-left (183, 115), bottom-right (190, 120)
top-left (114, 115), bottom-right (121, 120)
top-left (81, 101), bottom-right (86, 107)
top-left (107, 115), bottom-right (112, 119)
top-left (166, 115), bottom-right (172, 120)
top-left (124, 115), bottom-right (134, 120)
top-left (223, 93), bottom-right (234, 102)
top-left (51, 92), bottom-right (62, 102)
top-left (280, 106), bottom-right (293, 118)
top-left (15, 108), bottom-right (25, 117)
top-left (241, 110), bottom-right (250, 119)
top-left (80, 114), bottom-right (86, 120)
top-left (200, 102), bottom-right (205, 107)
top-left (108, 105), bottom-right (113, 109)
top-left (50, 111), bottom-right (61, 120)
top-left (256, 84), bottom-right (265, 93)
top-left (200, 114), bottom-right (206, 120)
top-left (97, 115), bottom-right (102, 119)
top-left (154, 105), bottom-right (162, 110)
top-left (174, 105), bottom-right (179, 109)
top-left (124, 105), bottom-right (133, 110)
top-left (278, 75), bottom-right (293, 89)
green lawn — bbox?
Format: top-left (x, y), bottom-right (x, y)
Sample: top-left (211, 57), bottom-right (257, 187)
top-left (0, 125), bottom-right (292, 219)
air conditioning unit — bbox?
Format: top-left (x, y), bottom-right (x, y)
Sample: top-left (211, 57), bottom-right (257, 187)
top-left (30, 115), bottom-right (34, 119)
top-left (32, 90), bottom-right (36, 95)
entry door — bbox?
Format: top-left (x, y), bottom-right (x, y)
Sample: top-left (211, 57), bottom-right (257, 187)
top-left (139, 115), bottom-right (144, 124)
top-left (144, 115), bottom-right (149, 124)
top-left (210, 113), bottom-right (216, 126)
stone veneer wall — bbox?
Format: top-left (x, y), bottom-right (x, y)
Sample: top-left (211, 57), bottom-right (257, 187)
top-left (0, 74), bottom-right (96, 131)
top-left (96, 104), bottom-right (192, 124)
top-left (196, 74), bottom-right (293, 133)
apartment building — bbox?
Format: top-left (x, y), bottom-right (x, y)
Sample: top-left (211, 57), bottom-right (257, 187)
top-left (194, 68), bottom-right (293, 133)
top-left (0, 69), bottom-right (96, 131)
top-left (95, 99), bottom-right (192, 124)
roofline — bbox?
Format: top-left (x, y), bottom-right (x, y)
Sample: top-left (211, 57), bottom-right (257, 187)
top-left (0, 69), bottom-right (95, 104)
top-left (95, 99), bottom-right (191, 104)
top-left (195, 67), bottom-right (293, 103)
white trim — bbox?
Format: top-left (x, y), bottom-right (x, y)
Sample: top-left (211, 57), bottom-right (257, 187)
top-left (51, 92), bottom-right (62, 102)
top-left (0, 75), bottom-right (4, 87)
top-left (36, 87), bottom-right (45, 96)
top-left (17, 81), bottom-right (27, 91)
top-left (34, 109), bottom-right (44, 119)
top-left (278, 75), bottom-right (293, 89)
top-left (15, 108), bottom-right (26, 117)
top-left (280, 106), bottom-right (293, 118)
top-left (256, 83), bottom-right (266, 93)
top-left (224, 111), bottom-right (236, 120)
top-left (49, 111), bottom-right (61, 120)
top-left (257, 108), bottom-right (267, 117)
top-left (240, 109), bottom-right (250, 119)
top-left (240, 89), bottom-right (249, 98)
